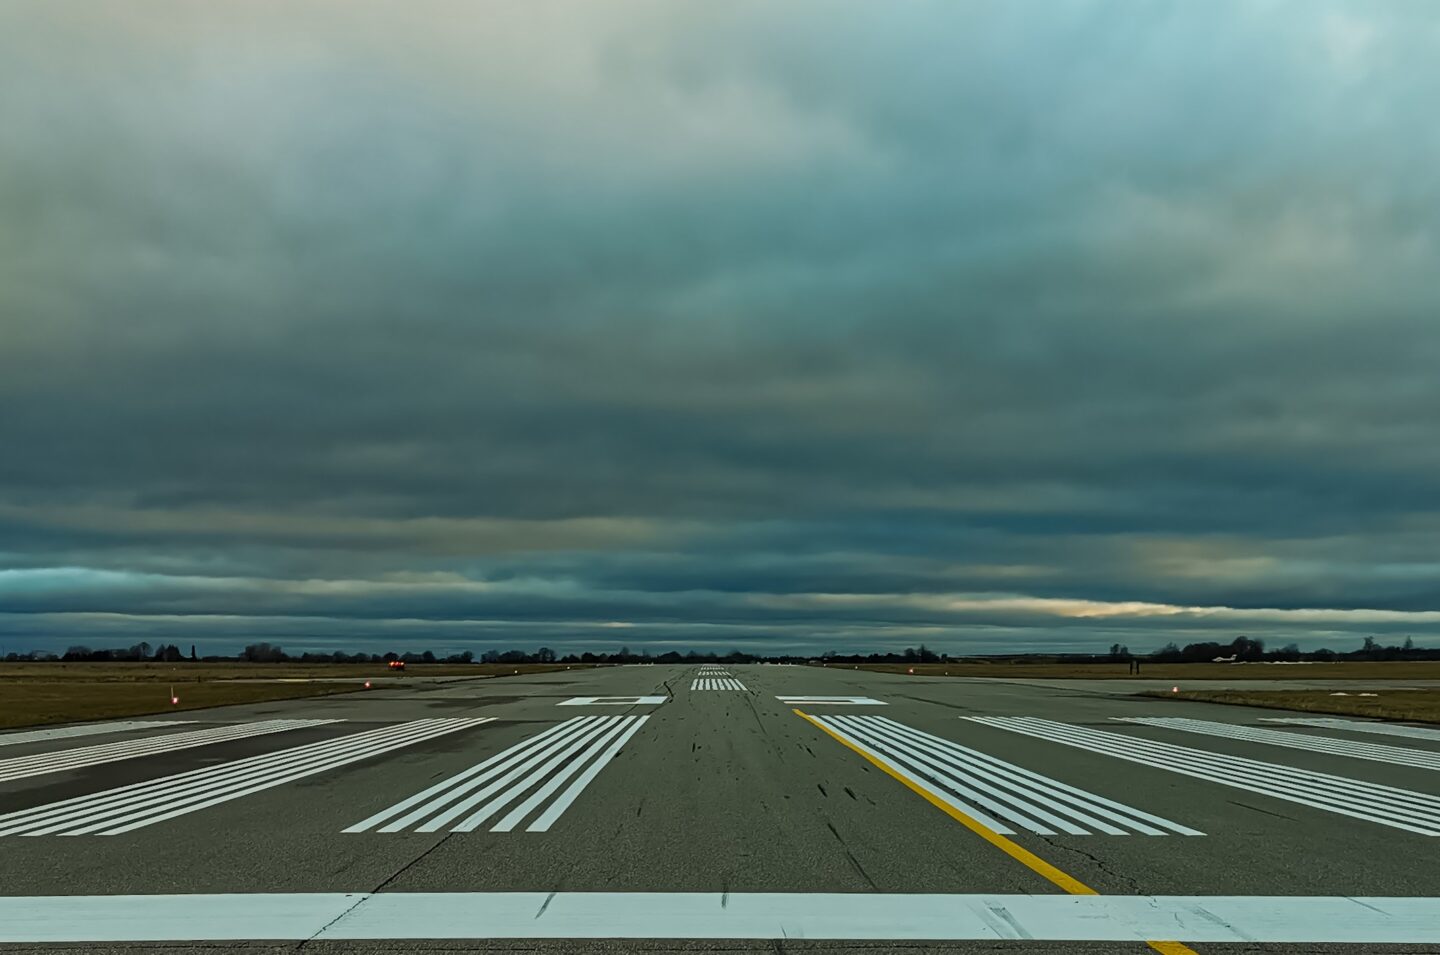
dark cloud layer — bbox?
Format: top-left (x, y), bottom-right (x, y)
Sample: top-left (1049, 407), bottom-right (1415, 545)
top-left (3, 2), bottom-right (1440, 655)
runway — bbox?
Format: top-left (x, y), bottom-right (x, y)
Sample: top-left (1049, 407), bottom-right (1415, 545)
top-left (2, 664), bottom-right (1438, 953)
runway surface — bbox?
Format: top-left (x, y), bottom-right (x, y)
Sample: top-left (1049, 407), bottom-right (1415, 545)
top-left (2, 664), bottom-right (1438, 953)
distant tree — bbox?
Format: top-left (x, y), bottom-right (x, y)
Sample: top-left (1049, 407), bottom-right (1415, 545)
top-left (241, 642), bottom-right (285, 663)
top-left (189, 644), bottom-right (197, 661)
top-left (536, 647), bottom-right (556, 663)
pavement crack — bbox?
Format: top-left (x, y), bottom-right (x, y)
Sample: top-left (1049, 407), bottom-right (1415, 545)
top-left (823, 819), bottom-right (879, 890)
top-left (1228, 799), bottom-right (1294, 821)
top-left (1036, 837), bottom-right (1142, 894)
top-left (817, 783), bottom-right (828, 797)
top-left (294, 893), bottom-right (370, 950)
top-left (535, 891), bottom-right (557, 919)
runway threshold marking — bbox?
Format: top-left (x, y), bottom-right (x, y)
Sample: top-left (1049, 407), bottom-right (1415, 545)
top-left (0, 719), bottom-right (492, 836)
top-left (813, 714), bottom-right (1200, 836)
top-left (796, 709), bottom-right (1197, 955)
top-left (1116, 716), bottom-right (1440, 772)
top-left (0, 719), bottom-right (339, 783)
top-left (972, 716), bottom-right (1440, 835)
top-left (0, 721), bottom-right (198, 748)
top-left (346, 715), bottom-right (646, 833)
top-left (691, 678), bottom-right (747, 691)
top-left (1259, 716), bottom-right (1440, 743)
top-left (557, 696), bottom-right (667, 706)
top-left (2, 892), bottom-right (1437, 943)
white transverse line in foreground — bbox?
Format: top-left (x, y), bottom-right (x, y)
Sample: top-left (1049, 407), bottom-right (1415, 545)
top-left (969, 717), bottom-right (1440, 835)
top-left (345, 715), bottom-right (646, 833)
top-left (816, 715), bottom-right (1199, 836)
top-left (777, 696), bottom-right (885, 705)
top-left (1260, 716), bottom-right (1440, 743)
top-left (4, 893), bottom-right (1440, 943)
top-left (0, 719), bottom-right (492, 836)
top-left (1116, 716), bottom-right (1440, 771)
top-left (0, 721), bottom-right (197, 748)
top-left (0, 720), bottom-right (338, 782)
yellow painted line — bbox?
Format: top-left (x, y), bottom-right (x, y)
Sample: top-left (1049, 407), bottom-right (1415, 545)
top-left (794, 709), bottom-right (1200, 955)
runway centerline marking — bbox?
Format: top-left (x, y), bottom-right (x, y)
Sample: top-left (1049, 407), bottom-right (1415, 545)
top-left (557, 696), bottom-right (667, 706)
top-left (795, 709), bottom-right (1197, 955)
top-left (776, 696), bottom-right (885, 706)
top-left (0, 892), bottom-right (1434, 943)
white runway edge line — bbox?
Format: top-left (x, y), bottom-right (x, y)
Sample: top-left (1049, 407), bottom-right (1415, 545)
top-left (0, 719), bottom-right (336, 783)
top-left (0, 721), bottom-right (197, 748)
top-left (690, 678), bottom-right (747, 691)
top-left (5, 892), bottom-right (1440, 943)
top-left (817, 715), bottom-right (1199, 836)
top-left (0, 719), bottom-right (491, 836)
top-left (1116, 716), bottom-right (1440, 772)
top-left (970, 717), bottom-right (1440, 836)
top-left (346, 715), bottom-right (647, 833)
top-left (1261, 716), bottom-right (1440, 743)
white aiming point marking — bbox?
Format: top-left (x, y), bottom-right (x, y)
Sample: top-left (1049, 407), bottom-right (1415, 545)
top-left (557, 696), bottom-right (667, 706)
top-left (779, 696), bottom-right (886, 706)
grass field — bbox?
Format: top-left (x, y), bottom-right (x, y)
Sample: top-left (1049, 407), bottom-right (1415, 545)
top-left (819, 661), bottom-right (1440, 680)
top-left (0, 662), bottom-right (592, 729)
top-left (1147, 688), bottom-right (1440, 724)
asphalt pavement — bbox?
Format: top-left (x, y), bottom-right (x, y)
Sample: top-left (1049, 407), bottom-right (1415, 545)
top-left (1, 664), bottom-right (1438, 954)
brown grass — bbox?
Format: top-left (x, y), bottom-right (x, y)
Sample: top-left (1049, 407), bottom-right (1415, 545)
top-left (0, 662), bottom-right (593, 729)
top-left (818, 661), bottom-right (1440, 680)
top-left (1141, 688), bottom-right (1440, 724)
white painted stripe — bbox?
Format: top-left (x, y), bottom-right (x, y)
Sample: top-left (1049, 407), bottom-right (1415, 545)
top-left (1, 720), bottom-right (454, 837)
top-left (557, 696), bottom-right (667, 706)
top-left (810, 715), bottom-right (1015, 833)
top-left (778, 696), bottom-right (885, 705)
top-left (0, 721), bottom-right (197, 748)
top-left (528, 716), bottom-right (646, 832)
top-left (826, 716), bottom-right (1198, 836)
top-left (0, 720), bottom-right (337, 782)
top-left (1117, 716), bottom-right (1440, 771)
top-left (1260, 717), bottom-right (1440, 743)
top-left (344, 719), bottom-right (579, 833)
top-left (0, 720), bottom-right (491, 836)
top-left (445, 719), bottom-right (619, 832)
top-left (970, 717), bottom-right (1440, 835)
top-left (349, 716), bottom-right (645, 833)
top-left (6, 892), bottom-right (1440, 943)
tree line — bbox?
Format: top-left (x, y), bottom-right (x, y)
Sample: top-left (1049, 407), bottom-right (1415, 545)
top-left (3, 635), bottom-right (1434, 665)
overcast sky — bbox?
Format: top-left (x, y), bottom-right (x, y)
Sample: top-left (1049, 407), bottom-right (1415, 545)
top-left (3, 1), bottom-right (1439, 657)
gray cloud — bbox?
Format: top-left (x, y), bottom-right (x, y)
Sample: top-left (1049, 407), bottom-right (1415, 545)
top-left (3, 1), bottom-right (1440, 655)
